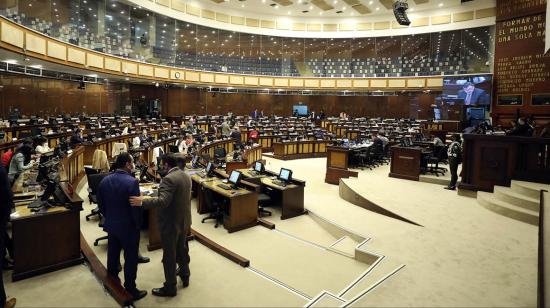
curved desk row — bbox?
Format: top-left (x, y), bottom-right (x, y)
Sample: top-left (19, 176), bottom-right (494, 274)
top-left (273, 140), bottom-right (334, 160)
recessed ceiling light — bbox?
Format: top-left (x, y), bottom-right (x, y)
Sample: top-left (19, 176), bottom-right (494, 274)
top-left (369, 0), bottom-right (373, 4)
top-left (376, 7), bottom-right (379, 10)
top-left (438, 2), bottom-right (443, 7)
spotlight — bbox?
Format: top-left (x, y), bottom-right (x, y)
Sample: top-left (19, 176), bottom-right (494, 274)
top-left (393, 0), bottom-right (411, 26)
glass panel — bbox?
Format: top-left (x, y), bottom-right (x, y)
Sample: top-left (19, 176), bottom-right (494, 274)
top-left (282, 37), bottom-right (303, 76)
top-left (129, 5), bottom-right (153, 61)
top-left (375, 36), bottom-right (401, 77)
top-left (104, 0), bottom-right (131, 58)
top-left (218, 29), bottom-right (239, 73)
top-left (175, 21), bottom-right (196, 69)
top-left (304, 38), bottom-right (326, 77)
top-left (0, 0), bottom-right (20, 22)
top-left (239, 33), bottom-right (260, 75)
top-left (50, 0), bottom-right (79, 44)
top-left (151, 12), bottom-right (175, 65)
top-left (19, 0), bottom-right (52, 35)
top-left (260, 35), bottom-right (282, 76)
top-left (326, 38), bottom-right (351, 77)
top-left (431, 30), bottom-right (461, 75)
top-left (401, 33), bottom-right (430, 76)
top-left (462, 26), bottom-right (494, 74)
top-left (79, 0), bottom-right (103, 52)
top-left (351, 37), bottom-right (375, 77)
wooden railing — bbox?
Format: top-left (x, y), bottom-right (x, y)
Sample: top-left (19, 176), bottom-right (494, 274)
top-left (459, 134), bottom-right (550, 192)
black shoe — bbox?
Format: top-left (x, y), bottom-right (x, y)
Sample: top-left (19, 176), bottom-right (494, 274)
top-left (138, 255), bottom-right (150, 264)
top-left (444, 186), bottom-right (456, 190)
top-left (128, 289), bottom-right (147, 301)
top-left (180, 276), bottom-right (189, 288)
top-left (152, 287), bottom-right (177, 297)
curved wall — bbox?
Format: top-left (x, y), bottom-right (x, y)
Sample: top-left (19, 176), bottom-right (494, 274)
top-left (0, 0), bottom-right (494, 79)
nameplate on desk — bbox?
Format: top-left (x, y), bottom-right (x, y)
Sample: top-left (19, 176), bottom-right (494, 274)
top-left (398, 156), bottom-right (414, 160)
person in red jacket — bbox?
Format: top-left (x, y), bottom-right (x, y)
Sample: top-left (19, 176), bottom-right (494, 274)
top-left (1, 150), bottom-right (13, 168)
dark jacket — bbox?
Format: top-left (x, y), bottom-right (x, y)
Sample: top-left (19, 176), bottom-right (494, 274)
top-left (447, 141), bottom-right (462, 164)
top-left (142, 168), bottom-right (192, 236)
top-left (458, 88), bottom-right (489, 105)
top-left (97, 170), bottom-right (142, 234)
top-left (0, 164), bottom-right (14, 222)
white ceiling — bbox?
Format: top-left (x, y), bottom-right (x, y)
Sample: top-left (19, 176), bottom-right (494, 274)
top-left (190, 0), bottom-right (468, 19)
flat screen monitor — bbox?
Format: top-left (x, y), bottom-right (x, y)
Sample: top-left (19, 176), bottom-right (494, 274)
top-left (205, 162), bottom-right (214, 176)
top-left (228, 170), bottom-right (242, 186)
top-left (438, 74), bottom-right (492, 106)
top-left (292, 105), bottom-right (308, 116)
top-left (279, 168), bottom-right (292, 182)
top-left (254, 161), bottom-right (264, 173)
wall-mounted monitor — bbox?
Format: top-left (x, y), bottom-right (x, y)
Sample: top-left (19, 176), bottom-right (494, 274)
top-left (292, 105), bottom-right (308, 116)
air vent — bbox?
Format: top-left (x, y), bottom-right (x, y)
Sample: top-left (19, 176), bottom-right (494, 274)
top-left (302, 10), bottom-right (309, 13)
top-left (270, 3), bottom-right (277, 6)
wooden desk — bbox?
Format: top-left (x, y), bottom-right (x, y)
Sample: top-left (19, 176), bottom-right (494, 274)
top-left (201, 180), bottom-right (258, 233)
top-left (61, 146), bottom-right (84, 185)
top-left (325, 146), bottom-right (359, 185)
top-left (190, 173), bottom-right (219, 214)
top-left (198, 139), bottom-right (234, 161)
top-left (272, 140), bottom-right (332, 160)
top-left (10, 190), bottom-right (83, 281)
top-left (260, 177), bottom-right (305, 219)
top-left (389, 146), bottom-right (423, 181)
top-left (459, 134), bottom-right (550, 192)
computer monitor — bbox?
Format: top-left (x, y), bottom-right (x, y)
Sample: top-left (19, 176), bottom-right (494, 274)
top-left (279, 168), bottom-right (292, 182)
top-left (205, 162), bottom-right (214, 176)
top-left (254, 161), bottom-right (264, 173)
top-left (228, 170), bottom-right (242, 186)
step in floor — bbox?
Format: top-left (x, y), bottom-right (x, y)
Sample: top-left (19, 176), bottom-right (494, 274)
top-left (477, 191), bottom-right (539, 225)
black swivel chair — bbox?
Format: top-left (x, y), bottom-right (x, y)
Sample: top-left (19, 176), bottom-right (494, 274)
top-left (169, 145), bottom-right (179, 153)
top-left (84, 167), bottom-right (101, 221)
top-left (258, 191), bottom-right (272, 217)
top-left (426, 145), bottom-right (448, 177)
top-left (214, 146), bottom-right (227, 165)
top-left (87, 172), bottom-right (110, 246)
top-left (201, 188), bottom-right (225, 228)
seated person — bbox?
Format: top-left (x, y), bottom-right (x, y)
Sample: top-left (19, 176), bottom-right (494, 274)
top-left (8, 144), bottom-right (34, 182)
top-left (70, 129), bottom-right (85, 147)
top-left (432, 136), bottom-right (444, 147)
top-left (378, 133), bottom-right (389, 147)
top-left (35, 136), bottom-right (52, 154)
top-left (139, 129), bottom-right (149, 145)
top-left (507, 118), bottom-right (532, 137)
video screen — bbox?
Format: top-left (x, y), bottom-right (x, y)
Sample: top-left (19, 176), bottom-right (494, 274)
top-left (292, 105), bottom-right (308, 116)
top-left (440, 75), bottom-right (492, 106)
top-left (434, 74), bottom-right (492, 120)
top-left (229, 170), bottom-right (241, 185)
top-left (279, 168), bottom-right (292, 181)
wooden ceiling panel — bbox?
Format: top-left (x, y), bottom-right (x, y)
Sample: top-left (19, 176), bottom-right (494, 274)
top-left (272, 0), bottom-right (294, 6)
top-left (311, 0), bottom-right (334, 11)
top-left (352, 4), bottom-right (371, 14)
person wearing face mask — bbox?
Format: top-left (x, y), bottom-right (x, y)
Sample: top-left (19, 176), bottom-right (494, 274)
top-left (129, 154), bottom-right (192, 297)
top-left (96, 153), bottom-right (147, 302)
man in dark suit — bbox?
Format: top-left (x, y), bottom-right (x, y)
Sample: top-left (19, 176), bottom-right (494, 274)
top-left (130, 153), bottom-right (192, 297)
top-left (97, 153), bottom-right (147, 301)
top-left (0, 165), bottom-right (15, 308)
top-left (457, 82), bottom-right (489, 105)
top-left (69, 128), bottom-right (85, 147)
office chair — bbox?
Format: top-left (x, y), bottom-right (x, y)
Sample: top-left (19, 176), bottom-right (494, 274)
top-left (214, 146), bottom-right (227, 164)
top-left (258, 192), bottom-right (272, 217)
top-left (84, 167), bottom-right (101, 221)
top-left (169, 145), bottom-right (179, 153)
top-left (426, 145), bottom-right (448, 177)
top-left (201, 188), bottom-right (225, 228)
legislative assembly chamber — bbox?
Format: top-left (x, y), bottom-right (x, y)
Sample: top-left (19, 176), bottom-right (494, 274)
top-left (0, 0), bottom-right (548, 307)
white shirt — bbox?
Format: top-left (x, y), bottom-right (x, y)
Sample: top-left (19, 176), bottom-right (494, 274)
top-left (132, 136), bottom-right (141, 148)
top-left (36, 144), bottom-right (51, 154)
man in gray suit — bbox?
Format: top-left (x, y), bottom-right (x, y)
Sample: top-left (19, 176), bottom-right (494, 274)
top-left (130, 153), bottom-right (192, 297)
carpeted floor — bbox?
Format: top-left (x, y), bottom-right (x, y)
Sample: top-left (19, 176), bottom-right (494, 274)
top-left (3, 156), bottom-right (538, 307)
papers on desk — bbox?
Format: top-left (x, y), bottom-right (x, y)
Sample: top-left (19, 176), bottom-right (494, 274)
top-left (10, 212), bottom-right (20, 219)
top-left (186, 170), bottom-right (200, 175)
top-left (139, 187), bottom-right (156, 196)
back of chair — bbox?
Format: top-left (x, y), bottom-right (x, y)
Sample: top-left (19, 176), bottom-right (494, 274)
top-left (92, 149), bottom-right (109, 173)
top-left (88, 173), bottom-right (109, 196)
top-left (214, 147), bottom-right (226, 159)
top-left (169, 145), bottom-right (179, 153)
top-left (84, 166), bottom-right (100, 177)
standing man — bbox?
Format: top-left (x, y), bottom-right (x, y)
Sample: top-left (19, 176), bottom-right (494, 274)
top-left (97, 153), bottom-right (147, 301)
top-left (445, 134), bottom-right (462, 190)
top-left (221, 118), bottom-right (231, 137)
top-left (0, 164), bottom-right (15, 308)
top-left (130, 154), bottom-right (192, 297)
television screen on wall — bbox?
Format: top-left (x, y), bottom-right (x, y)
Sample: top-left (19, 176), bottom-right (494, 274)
top-left (292, 105), bottom-right (308, 116)
top-left (439, 74), bottom-right (493, 106)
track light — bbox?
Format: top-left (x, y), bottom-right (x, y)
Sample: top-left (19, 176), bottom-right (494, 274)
top-left (393, 0), bottom-right (411, 26)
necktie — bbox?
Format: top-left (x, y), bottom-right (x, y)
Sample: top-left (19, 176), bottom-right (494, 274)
top-left (465, 92), bottom-right (472, 104)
